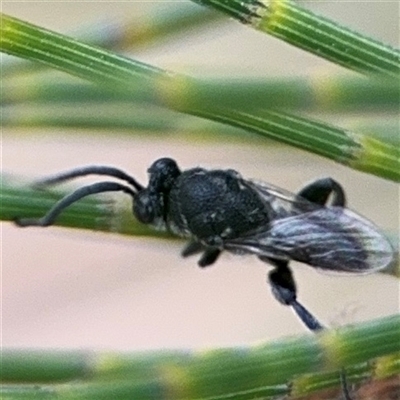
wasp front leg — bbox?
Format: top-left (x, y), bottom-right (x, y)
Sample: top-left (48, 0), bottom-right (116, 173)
top-left (181, 240), bottom-right (221, 268)
top-left (181, 240), bottom-right (204, 257)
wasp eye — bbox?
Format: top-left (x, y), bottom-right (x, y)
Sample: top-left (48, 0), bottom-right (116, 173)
top-left (148, 158), bottom-right (180, 192)
top-left (133, 191), bottom-right (161, 224)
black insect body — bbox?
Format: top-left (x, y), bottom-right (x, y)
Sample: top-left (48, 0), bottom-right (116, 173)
top-left (16, 157), bottom-right (394, 322)
top-left (16, 158), bottom-right (394, 399)
top-left (166, 167), bottom-right (273, 245)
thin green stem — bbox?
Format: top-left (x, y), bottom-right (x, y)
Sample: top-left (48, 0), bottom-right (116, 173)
top-left (192, 0), bottom-right (400, 77)
top-left (184, 107), bottom-right (399, 181)
top-left (1, 104), bottom-right (254, 142)
top-left (1, 315), bottom-right (399, 399)
top-left (0, 175), bottom-right (172, 239)
top-left (3, 76), bottom-right (399, 115)
top-left (1, 13), bottom-right (399, 181)
top-left (0, 14), bottom-right (165, 85)
top-left (2, 4), bottom-right (222, 78)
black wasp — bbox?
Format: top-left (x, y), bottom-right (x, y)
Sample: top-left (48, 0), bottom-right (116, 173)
top-left (16, 158), bottom-right (394, 398)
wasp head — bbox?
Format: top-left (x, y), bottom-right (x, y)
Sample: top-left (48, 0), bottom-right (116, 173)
top-left (133, 158), bottom-right (181, 225)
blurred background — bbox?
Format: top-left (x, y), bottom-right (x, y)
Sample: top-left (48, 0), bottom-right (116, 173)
top-left (2, 1), bottom-right (399, 351)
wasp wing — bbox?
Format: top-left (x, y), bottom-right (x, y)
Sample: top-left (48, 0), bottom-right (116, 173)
top-left (244, 179), bottom-right (317, 217)
top-left (225, 207), bottom-right (394, 273)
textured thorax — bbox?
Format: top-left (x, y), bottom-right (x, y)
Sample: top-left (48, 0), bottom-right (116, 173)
top-left (166, 168), bottom-right (271, 244)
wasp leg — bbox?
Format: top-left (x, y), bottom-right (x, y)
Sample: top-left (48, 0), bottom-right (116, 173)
top-left (198, 248), bottom-right (221, 268)
top-left (297, 177), bottom-right (346, 207)
top-left (15, 182), bottom-right (135, 227)
top-left (265, 258), bottom-right (352, 400)
top-left (181, 241), bottom-right (221, 267)
top-left (265, 259), bottom-right (324, 331)
top-left (181, 241), bottom-right (204, 258)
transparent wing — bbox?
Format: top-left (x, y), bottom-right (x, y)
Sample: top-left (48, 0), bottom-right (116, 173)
top-left (225, 206), bottom-right (394, 273)
top-left (244, 179), bottom-right (319, 218)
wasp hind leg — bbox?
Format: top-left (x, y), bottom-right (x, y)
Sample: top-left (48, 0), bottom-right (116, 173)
top-left (265, 258), bottom-right (323, 331)
top-left (297, 177), bottom-right (346, 207)
top-left (265, 259), bottom-right (352, 399)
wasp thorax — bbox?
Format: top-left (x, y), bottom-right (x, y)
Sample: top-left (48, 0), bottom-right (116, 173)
top-left (148, 158), bottom-right (181, 193)
top-left (133, 190), bottom-right (163, 224)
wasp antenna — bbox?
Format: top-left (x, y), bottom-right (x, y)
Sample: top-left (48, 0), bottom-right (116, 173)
top-left (16, 181), bottom-right (136, 228)
top-left (34, 165), bottom-right (144, 192)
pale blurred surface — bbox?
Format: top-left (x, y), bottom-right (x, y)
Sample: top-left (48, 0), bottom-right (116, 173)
top-left (2, 1), bottom-right (399, 350)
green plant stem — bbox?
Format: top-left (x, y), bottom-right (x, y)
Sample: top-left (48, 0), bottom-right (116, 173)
top-left (0, 14), bottom-right (165, 84)
top-left (1, 104), bottom-right (255, 142)
top-left (1, 315), bottom-right (399, 399)
top-left (2, 104), bottom-right (183, 133)
top-left (4, 76), bottom-right (399, 113)
top-left (1, 4), bottom-right (221, 77)
top-left (191, 0), bottom-right (400, 77)
top-left (3, 375), bottom-right (400, 400)
top-left (1, 13), bottom-right (399, 181)
top-left (2, 105), bottom-right (399, 147)
top-left (2, 173), bottom-right (398, 264)
top-left (0, 175), bottom-right (172, 239)
top-left (184, 107), bottom-right (399, 181)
